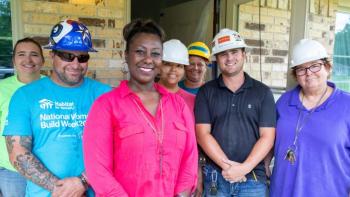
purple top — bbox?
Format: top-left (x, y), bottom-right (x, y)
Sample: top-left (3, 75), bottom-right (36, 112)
top-left (270, 82), bottom-right (350, 197)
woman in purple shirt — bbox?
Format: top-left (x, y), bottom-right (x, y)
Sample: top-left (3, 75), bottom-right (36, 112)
top-left (269, 39), bottom-right (350, 197)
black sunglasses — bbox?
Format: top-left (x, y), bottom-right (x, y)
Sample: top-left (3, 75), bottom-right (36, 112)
top-left (54, 50), bottom-right (90, 63)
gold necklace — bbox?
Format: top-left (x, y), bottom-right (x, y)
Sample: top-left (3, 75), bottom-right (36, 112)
top-left (285, 86), bottom-right (328, 165)
top-left (132, 97), bottom-right (165, 175)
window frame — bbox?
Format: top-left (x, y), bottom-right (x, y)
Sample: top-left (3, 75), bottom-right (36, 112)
top-left (10, 0), bottom-right (23, 45)
top-left (332, 10), bottom-right (350, 91)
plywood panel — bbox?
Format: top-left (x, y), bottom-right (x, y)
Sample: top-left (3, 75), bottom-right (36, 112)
top-left (310, 0), bottom-right (320, 14)
top-left (267, 0), bottom-right (277, 8)
top-left (339, 0), bottom-right (350, 7)
top-left (320, 0), bottom-right (329, 16)
top-left (328, 0), bottom-right (335, 17)
top-left (278, 0), bottom-right (289, 9)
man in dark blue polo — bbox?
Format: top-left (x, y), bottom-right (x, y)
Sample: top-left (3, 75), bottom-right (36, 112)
top-left (195, 28), bottom-right (276, 196)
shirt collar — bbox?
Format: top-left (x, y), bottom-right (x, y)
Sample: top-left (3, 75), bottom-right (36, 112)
top-left (218, 72), bottom-right (253, 93)
top-left (288, 81), bottom-right (338, 111)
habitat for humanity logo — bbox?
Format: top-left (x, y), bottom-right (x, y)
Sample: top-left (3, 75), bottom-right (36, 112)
top-left (39, 99), bottom-right (53, 109)
top-left (39, 99), bottom-right (75, 110)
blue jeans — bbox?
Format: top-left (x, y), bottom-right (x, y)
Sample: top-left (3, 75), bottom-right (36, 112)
top-left (203, 164), bottom-right (266, 197)
top-left (0, 167), bottom-right (26, 197)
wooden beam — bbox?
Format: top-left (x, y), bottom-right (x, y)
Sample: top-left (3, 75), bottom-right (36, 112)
top-left (287, 0), bottom-right (309, 89)
top-left (11, 0), bottom-right (24, 45)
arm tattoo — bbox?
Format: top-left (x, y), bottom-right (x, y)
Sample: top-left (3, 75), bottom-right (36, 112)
top-left (19, 136), bottom-right (32, 150)
top-left (5, 136), bottom-right (15, 153)
top-left (5, 136), bottom-right (59, 192)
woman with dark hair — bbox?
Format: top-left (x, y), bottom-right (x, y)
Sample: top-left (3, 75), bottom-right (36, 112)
top-left (83, 19), bottom-right (198, 197)
top-left (158, 39), bottom-right (195, 111)
top-left (0, 37), bottom-right (44, 197)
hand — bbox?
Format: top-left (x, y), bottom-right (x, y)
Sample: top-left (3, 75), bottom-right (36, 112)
top-left (52, 177), bottom-right (86, 197)
top-left (265, 163), bottom-right (272, 178)
top-left (194, 170), bottom-right (203, 197)
top-left (221, 159), bottom-right (249, 183)
top-left (175, 190), bottom-right (191, 197)
top-left (263, 156), bottom-right (272, 178)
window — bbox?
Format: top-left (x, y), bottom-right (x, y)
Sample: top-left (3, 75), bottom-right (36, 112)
top-left (0, 0), bottom-right (12, 67)
top-left (332, 12), bottom-right (350, 92)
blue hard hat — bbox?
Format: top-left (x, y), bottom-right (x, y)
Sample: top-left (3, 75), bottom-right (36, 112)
top-left (44, 19), bottom-right (97, 52)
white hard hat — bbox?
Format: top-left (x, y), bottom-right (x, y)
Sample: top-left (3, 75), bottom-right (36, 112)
top-left (162, 39), bottom-right (189, 65)
top-left (211, 28), bottom-right (247, 60)
top-left (290, 39), bottom-right (328, 68)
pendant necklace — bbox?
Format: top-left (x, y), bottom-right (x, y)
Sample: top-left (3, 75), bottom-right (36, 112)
top-left (133, 97), bottom-right (164, 175)
top-left (285, 86), bottom-right (328, 165)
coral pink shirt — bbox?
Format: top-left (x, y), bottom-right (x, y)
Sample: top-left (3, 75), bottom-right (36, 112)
top-left (176, 88), bottom-right (195, 113)
top-left (83, 80), bottom-right (198, 197)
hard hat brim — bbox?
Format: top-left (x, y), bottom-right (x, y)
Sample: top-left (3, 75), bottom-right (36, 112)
top-left (43, 44), bottom-right (98, 52)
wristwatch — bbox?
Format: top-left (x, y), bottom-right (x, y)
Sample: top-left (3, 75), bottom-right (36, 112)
top-left (78, 174), bottom-right (89, 189)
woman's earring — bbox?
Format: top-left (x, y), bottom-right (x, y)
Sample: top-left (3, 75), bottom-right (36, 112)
top-left (121, 61), bottom-right (129, 80)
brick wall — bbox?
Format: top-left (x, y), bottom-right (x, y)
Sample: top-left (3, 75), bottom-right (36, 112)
top-left (308, 0), bottom-right (336, 56)
top-left (21, 0), bottom-right (128, 87)
top-left (20, 0), bottom-right (340, 88)
top-left (238, 0), bottom-right (337, 89)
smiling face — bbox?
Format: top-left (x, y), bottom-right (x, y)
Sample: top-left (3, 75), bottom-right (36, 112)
top-left (184, 55), bottom-right (207, 84)
top-left (295, 60), bottom-right (330, 92)
top-left (13, 42), bottom-right (44, 79)
top-left (50, 50), bottom-right (88, 87)
top-left (159, 61), bottom-right (185, 88)
top-left (125, 33), bottom-right (162, 85)
top-left (216, 48), bottom-right (245, 77)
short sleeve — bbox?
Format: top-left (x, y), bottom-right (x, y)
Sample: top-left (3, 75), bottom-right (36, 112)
top-left (259, 88), bottom-right (276, 127)
top-left (3, 89), bottom-right (32, 136)
top-left (194, 86), bottom-right (211, 124)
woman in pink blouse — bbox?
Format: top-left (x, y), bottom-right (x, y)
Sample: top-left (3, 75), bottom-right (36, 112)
top-left (83, 19), bottom-right (198, 197)
top-left (158, 39), bottom-right (195, 112)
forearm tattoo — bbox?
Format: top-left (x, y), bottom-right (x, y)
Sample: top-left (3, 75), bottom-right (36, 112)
top-left (19, 136), bottom-right (32, 150)
top-left (5, 136), bottom-right (59, 191)
top-left (5, 136), bottom-right (15, 153)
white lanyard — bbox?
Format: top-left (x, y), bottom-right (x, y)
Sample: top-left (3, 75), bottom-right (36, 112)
top-left (285, 87), bottom-right (328, 165)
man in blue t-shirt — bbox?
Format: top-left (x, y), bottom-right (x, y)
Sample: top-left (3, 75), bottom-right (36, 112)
top-left (3, 19), bottom-right (111, 197)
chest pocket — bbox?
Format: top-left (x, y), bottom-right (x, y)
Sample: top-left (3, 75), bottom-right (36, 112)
top-left (163, 121), bottom-right (187, 153)
top-left (173, 122), bottom-right (187, 150)
top-left (117, 125), bottom-right (145, 152)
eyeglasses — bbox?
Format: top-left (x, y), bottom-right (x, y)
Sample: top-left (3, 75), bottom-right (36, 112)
top-left (186, 61), bottom-right (206, 69)
top-left (54, 50), bottom-right (90, 63)
top-left (294, 63), bottom-right (323, 76)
